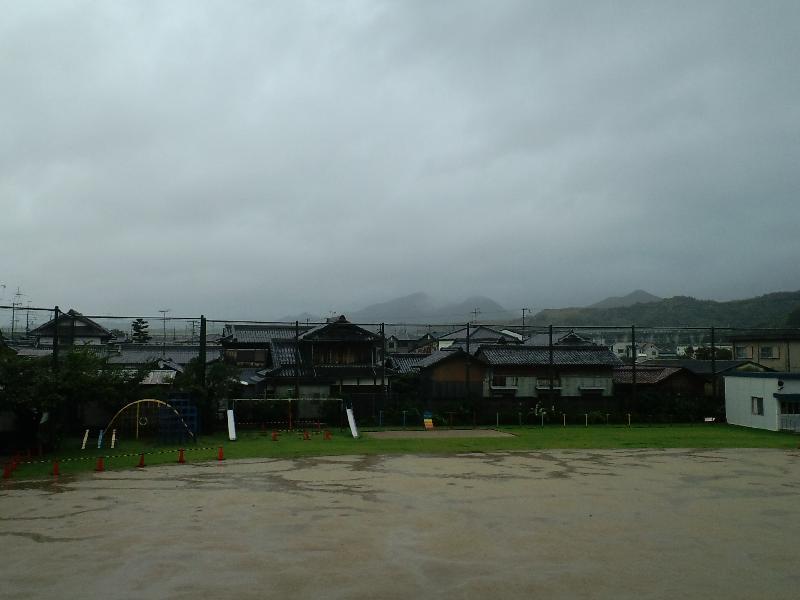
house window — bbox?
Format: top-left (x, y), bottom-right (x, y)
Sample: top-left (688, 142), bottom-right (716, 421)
top-left (780, 401), bottom-right (800, 415)
top-left (759, 346), bottom-right (777, 359)
top-left (491, 375), bottom-right (517, 388)
top-left (735, 346), bottom-right (752, 359)
top-left (751, 397), bottom-right (764, 416)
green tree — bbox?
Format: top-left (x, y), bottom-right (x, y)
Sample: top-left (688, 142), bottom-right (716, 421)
top-left (131, 318), bottom-right (152, 344)
top-left (694, 347), bottom-right (733, 360)
top-left (0, 347), bottom-right (147, 450)
top-left (172, 357), bottom-right (241, 434)
top-left (787, 305), bottom-right (800, 327)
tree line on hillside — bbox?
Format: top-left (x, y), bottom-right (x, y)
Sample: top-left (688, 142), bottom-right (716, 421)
top-left (529, 292), bottom-right (800, 328)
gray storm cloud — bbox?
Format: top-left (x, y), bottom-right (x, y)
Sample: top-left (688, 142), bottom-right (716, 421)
top-left (1, 0), bottom-right (798, 318)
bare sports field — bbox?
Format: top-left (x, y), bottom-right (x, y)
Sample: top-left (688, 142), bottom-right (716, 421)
top-left (2, 449), bottom-right (799, 599)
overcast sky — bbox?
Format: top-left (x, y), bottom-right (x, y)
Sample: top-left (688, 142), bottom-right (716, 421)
top-left (1, 0), bottom-right (799, 320)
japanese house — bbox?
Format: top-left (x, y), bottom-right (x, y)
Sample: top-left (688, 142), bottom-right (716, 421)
top-left (29, 309), bottom-right (112, 346)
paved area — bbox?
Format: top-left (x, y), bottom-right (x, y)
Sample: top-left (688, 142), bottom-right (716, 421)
top-left (2, 449), bottom-right (799, 599)
top-left (367, 428), bottom-right (514, 439)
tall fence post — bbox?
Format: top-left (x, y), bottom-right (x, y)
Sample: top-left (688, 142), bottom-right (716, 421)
top-left (381, 322), bottom-right (387, 418)
top-left (631, 325), bottom-right (637, 411)
top-left (710, 326), bottom-right (717, 403)
top-left (465, 322), bottom-right (472, 426)
top-left (52, 306), bottom-right (60, 371)
top-left (295, 320), bottom-right (300, 400)
top-left (548, 325), bottom-right (554, 410)
top-left (199, 315), bottom-right (207, 389)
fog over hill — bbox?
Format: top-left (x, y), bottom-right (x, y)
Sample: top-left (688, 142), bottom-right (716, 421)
top-left (589, 290), bottom-right (663, 310)
top-left (279, 293), bottom-right (514, 324)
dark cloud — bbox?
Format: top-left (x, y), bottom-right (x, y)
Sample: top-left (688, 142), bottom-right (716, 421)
top-left (1, 1), bottom-right (799, 318)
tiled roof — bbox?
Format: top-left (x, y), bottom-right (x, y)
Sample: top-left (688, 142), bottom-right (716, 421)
top-left (438, 326), bottom-right (519, 342)
top-left (108, 345), bottom-right (222, 367)
top-left (418, 349), bottom-right (466, 369)
top-left (10, 347), bottom-right (55, 357)
top-left (298, 317), bottom-right (380, 342)
top-left (237, 368), bottom-right (265, 385)
top-left (270, 340), bottom-right (298, 366)
top-left (524, 330), bottom-right (598, 346)
top-left (478, 345), bottom-right (622, 367)
top-left (29, 309), bottom-right (112, 337)
top-left (222, 324), bottom-right (309, 344)
top-left (613, 366), bottom-right (683, 385)
top-left (386, 353), bottom-right (426, 374)
top-left (639, 359), bottom-right (765, 375)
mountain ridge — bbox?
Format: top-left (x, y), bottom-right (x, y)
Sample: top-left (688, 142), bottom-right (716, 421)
top-left (589, 289), bottom-right (662, 309)
top-left (529, 291), bottom-right (800, 328)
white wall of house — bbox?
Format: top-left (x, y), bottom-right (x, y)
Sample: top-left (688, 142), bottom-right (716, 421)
top-left (723, 375), bottom-right (800, 431)
top-left (37, 336), bottom-right (105, 346)
top-left (484, 371), bottom-right (613, 398)
top-left (560, 373), bottom-right (614, 397)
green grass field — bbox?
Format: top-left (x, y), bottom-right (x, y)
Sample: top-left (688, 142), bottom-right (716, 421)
top-left (5, 424), bottom-right (798, 479)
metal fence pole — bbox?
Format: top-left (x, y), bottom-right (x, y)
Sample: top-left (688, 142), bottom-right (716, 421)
top-left (52, 306), bottom-right (60, 371)
top-left (631, 325), bottom-right (637, 411)
top-left (199, 315), bottom-right (207, 389)
top-left (710, 325), bottom-right (717, 402)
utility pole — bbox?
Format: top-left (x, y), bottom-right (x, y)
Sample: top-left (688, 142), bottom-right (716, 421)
top-left (471, 307), bottom-right (481, 324)
top-left (521, 308), bottom-right (530, 341)
top-left (159, 309), bottom-right (170, 356)
top-left (10, 287), bottom-right (23, 341)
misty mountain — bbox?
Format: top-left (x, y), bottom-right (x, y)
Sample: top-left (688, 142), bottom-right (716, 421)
top-left (530, 291), bottom-right (800, 328)
top-left (349, 293), bottom-right (513, 324)
top-left (589, 290), bottom-right (662, 309)
top-left (280, 293), bottom-right (512, 324)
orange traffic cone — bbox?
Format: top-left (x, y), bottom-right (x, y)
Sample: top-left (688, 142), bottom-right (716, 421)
top-left (324, 430), bottom-right (332, 441)
top-left (136, 453), bottom-right (145, 468)
top-left (178, 448), bottom-right (186, 464)
top-left (271, 431), bottom-right (279, 442)
top-left (95, 456), bottom-right (105, 472)
top-left (217, 447), bottom-right (225, 461)
top-left (52, 461), bottom-right (60, 477)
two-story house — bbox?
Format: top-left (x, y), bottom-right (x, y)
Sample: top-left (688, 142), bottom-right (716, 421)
top-left (730, 331), bottom-right (800, 372)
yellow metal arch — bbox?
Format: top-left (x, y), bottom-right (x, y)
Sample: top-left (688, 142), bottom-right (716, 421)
top-left (103, 399), bottom-right (195, 440)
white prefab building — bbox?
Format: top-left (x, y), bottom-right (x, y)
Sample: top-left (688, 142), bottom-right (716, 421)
top-left (724, 372), bottom-right (800, 432)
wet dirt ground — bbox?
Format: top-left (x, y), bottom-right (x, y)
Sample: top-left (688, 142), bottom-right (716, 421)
top-left (2, 449), bottom-right (799, 599)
